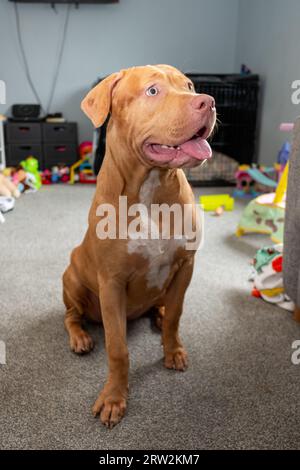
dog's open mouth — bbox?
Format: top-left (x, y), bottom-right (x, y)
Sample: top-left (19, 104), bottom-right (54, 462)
top-left (143, 126), bottom-right (213, 166)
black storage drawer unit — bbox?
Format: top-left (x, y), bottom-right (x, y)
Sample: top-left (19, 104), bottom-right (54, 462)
top-left (6, 122), bottom-right (41, 143)
top-left (5, 121), bottom-right (78, 170)
top-left (42, 123), bottom-right (77, 143)
top-left (186, 73), bottom-right (260, 165)
top-left (44, 143), bottom-right (78, 168)
top-left (6, 144), bottom-right (43, 167)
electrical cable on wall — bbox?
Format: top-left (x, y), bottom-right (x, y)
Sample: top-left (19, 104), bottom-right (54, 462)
top-left (14, 2), bottom-right (71, 116)
top-left (14, 2), bottom-right (45, 114)
top-left (46, 4), bottom-right (71, 114)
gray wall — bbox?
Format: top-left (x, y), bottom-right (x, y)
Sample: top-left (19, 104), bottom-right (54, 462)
top-left (0, 0), bottom-right (239, 143)
top-left (236, 0), bottom-right (300, 164)
top-left (2, 0), bottom-right (297, 164)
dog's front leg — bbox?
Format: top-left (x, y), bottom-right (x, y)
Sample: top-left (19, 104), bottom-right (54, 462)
top-left (93, 278), bottom-right (128, 428)
top-left (162, 257), bottom-right (194, 372)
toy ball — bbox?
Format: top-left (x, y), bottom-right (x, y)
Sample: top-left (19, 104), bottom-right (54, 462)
top-left (214, 206), bottom-right (224, 216)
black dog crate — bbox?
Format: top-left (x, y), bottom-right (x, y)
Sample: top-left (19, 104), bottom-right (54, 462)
top-left (186, 73), bottom-right (260, 165)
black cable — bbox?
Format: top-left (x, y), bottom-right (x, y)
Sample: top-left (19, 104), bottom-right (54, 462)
top-left (14, 2), bottom-right (45, 114)
top-left (14, 2), bottom-right (71, 117)
top-left (46, 4), bottom-right (71, 114)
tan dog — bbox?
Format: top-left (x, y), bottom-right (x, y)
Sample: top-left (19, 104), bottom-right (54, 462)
top-left (63, 65), bottom-right (216, 428)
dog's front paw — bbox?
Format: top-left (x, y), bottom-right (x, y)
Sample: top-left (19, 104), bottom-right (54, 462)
top-left (164, 347), bottom-right (188, 371)
top-left (70, 330), bottom-right (94, 354)
top-left (92, 386), bottom-right (127, 428)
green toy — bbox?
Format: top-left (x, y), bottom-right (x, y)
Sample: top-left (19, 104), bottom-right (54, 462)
top-left (20, 156), bottom-right (42, 190)
top-left (199, 194), bottom-right (234, 211)
top-left (236, 194), bottom-right (285, 243)
top-left (236, 163), bottom-right (289, 244)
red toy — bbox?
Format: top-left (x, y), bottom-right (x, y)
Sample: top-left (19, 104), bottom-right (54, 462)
top-left (79, 141), bottom-right (93, 157)
top-left (41, 165), bottom-right (70, 185)
top-left (41, 169), bottom-right (52, 185)
top-left (69, 141), bottom-right (96, 184)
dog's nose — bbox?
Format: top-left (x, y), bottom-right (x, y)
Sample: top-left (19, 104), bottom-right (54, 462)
top-left (192, 94), bottom-right (216, 112)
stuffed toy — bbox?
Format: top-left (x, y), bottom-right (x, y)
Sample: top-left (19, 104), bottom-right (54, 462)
top-left (20, 156), bottom-right (41, 190)
top-left (0, 174), bottom-right (20, 198)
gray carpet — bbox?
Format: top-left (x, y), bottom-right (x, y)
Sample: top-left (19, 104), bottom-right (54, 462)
top-left (1, 184), bottom-right (300, 450)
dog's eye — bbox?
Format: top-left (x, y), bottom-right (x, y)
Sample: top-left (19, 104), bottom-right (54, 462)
top-left (187, 82), bottom-right (194, 91)
top-left (146, 86), bottom-right (159, 96)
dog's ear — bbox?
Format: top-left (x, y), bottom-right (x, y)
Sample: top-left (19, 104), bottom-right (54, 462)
top-left (81, 71), bottom-right (124, 128)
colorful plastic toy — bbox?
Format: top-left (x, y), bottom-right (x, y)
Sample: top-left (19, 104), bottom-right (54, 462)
top-left (59, 165), bottom-right (70, 183)
top-left (79, 141), bottom-right (93, 157)
top-left (41, 165), bottom-right (70, 185)
top-left (234, 165), bottom-right (278, 198)
top-left (236, 121), bottom-right (294, 243)
top-left (199, 194), bottom-right (234, 211)
top-left (236, 161), bottom-right (289, 243)
top-left (251, 244), bottom-right (294, 311)
top-left (69, 141), bottom-right (96, 184)
top-left (277, 141), bottom-right (291, 166)
top-left (20, 156), bottom-right (41, 190)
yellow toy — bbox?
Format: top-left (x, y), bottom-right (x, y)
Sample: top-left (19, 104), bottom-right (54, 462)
top-left (273, 161), bottom-right (289, 204)
top-left (199, 194), bottom-right (234, 211)
top-left (69, 157), bottom-right (87, 184)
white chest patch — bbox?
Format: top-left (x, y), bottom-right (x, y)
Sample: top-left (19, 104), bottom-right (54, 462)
top-left (127, 169), bottom-right (185, 290)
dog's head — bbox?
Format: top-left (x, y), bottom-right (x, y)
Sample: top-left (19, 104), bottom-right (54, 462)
top-left (81, 65), bottom-right (216, 169)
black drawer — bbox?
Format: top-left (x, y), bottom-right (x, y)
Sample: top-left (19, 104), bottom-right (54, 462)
top-left (44, 143), bottom-right (78, 168)
top-left (42, 123), bottom-right (77, 143)
top-left (6, 144), bottom-right (43, 168)
top-left (6, 122), bottom-right (42, 143)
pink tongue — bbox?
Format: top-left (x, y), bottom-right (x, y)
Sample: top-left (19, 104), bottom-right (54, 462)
top-left (180, 137), bottom-right (212, 160)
